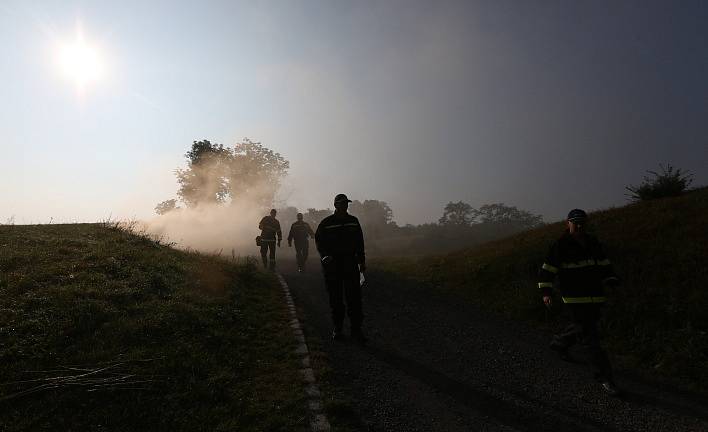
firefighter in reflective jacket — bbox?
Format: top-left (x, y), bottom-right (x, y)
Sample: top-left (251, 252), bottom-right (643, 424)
top-left (258, 209), bottom-right (282, 269)
top-left (316, 194), bottom-right (367, 343)
top-left (288, 213), bottom-right (315, 272)
top-left (538, 208), bottom-right (621, 395)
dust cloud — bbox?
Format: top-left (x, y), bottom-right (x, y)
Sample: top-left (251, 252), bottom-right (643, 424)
top-left (142, 145), bottom-right (288, 257)
top-left (142, 201), bottom-right (266, 256)
top-left (139, 139), bottom-right (294, 256)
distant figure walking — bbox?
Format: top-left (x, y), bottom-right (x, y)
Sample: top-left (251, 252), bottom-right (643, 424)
top-left (288, 213), bottom-right (315, 272)
top-left (258, 209), bottom-right (282, 270)
top-left (315, 194), bottom-right (367, 343)
top-left (538, 209), bottom-right (621, 395)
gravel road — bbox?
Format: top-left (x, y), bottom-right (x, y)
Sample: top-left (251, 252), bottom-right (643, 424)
top-left (281, 262), bottom-right (708, 432)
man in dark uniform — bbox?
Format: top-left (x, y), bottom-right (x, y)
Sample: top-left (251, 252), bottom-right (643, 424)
top-left (288, 212), bottom-right (315, 272)
top-left (258, 209), bottom-right (282, 270)
top-left (315, 194), bottom-right (367, 343)
top-left (538, 209), bottom-right (621, 395)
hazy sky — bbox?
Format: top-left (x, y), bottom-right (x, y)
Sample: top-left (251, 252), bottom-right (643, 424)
top-left (2, 0), bottom-right (707, 225)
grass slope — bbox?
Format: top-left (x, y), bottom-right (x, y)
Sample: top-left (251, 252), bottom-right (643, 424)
top-left (0, 224), bottom-right (307, 431)
top-left (374, 187), bottom-right (708, 389)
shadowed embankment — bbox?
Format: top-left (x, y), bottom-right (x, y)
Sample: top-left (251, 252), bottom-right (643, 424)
top-left (374, 186), bottom-right (708, 391)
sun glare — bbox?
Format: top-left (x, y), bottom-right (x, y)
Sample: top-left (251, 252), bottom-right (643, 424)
top-left (56, 26), bottom-right (104, 92)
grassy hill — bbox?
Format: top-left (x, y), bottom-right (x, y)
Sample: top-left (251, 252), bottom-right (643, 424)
top-left (0, 223), bottom-right (307, 431)
top-left (374, 187), bottom-right (708, 389)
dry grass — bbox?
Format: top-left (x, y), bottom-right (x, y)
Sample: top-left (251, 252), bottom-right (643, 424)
top-left (0, 223), bottom-right (307, 431)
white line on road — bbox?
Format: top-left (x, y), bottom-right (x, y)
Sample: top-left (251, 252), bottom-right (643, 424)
top-left (277, 274), bottom-right (332, 432)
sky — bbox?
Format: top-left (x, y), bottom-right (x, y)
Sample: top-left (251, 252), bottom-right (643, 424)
top-left (1, 0), bottom-right (707, 226)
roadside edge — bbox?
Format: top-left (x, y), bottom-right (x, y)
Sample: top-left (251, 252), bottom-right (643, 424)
top-left (277, 273), bottom-right (332, 432)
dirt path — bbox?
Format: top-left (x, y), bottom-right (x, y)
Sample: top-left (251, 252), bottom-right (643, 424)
top-left (281, 261), bottom-right (708, 432)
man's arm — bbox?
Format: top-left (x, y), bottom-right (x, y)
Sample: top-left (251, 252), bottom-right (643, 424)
top-left (287, 224), bottom-right (294, 245)
top-left (538, 242), bottom-right (559, 307)
top-left (315, 221), bottom-right (329, 259)
top-left (355, 220), bottom-right (366, 272)
top-left (306, 223), bottom-right (315, 238)
top-left (276, 220), bottom-right (282, 243)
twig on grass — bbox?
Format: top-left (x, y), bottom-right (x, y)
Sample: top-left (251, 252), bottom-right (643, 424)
top-left (1, 358), bottom-right (163, 402)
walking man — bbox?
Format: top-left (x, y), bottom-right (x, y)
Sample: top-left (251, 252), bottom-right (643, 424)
top-left (315, 194), bottom-right (367, 343)
top-left (538, 209), bottom-right (621, 395)
top-left (288, 212), bottom-right (315, 272)
top-left (258, 209), bottom-right (282, 270)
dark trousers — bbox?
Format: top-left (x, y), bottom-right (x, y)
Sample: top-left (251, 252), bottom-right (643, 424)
top-left (557, 303), bottom-right (613, 382)
top-left (325, 276), bottom-right (362, 333)
top-left (294, 240), bottom-right (309, 269)
top-left (260, 241), bottom-right (276, 268)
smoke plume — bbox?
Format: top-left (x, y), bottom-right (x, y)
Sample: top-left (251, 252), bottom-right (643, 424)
top-left (143, 201), bottom-right (267, 256)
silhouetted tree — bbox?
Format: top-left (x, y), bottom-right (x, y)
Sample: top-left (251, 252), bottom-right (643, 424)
top-left (155, 199), bottom-right (179, 215)
top-left (350, 199), bottom-right (396, 237)
top-left (475, 203), bottom-right (543, 229)
top-left (439, 201), bottom-right (475, 226)
top-left (305, 208), bottom-right (331, 227)
top-left (228, 138), bottom-right (289, 207)
top-left (185, 140), bottom-right (230, 166)
top-left (175, 140), bottom-right (231, 207)
top-left (626, 164), bottom-right (694, 201)
top-left (166, 138), bottom-right (289, 209)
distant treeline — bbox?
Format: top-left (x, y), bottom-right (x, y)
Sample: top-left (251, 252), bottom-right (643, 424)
top-left (278, 200), bottom-right (543, 257)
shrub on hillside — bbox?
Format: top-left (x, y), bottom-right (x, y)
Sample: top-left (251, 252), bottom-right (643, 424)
top-left (626, 164), bottom-right (694, 201)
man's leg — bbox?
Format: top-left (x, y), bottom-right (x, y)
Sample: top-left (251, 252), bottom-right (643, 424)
top-left (325, 277), bottom-right (345, 338)
top-left (344, 278), bottom-right (363, 335)
top-left (344, 270), bottom-right (366, 344)
top-left (578, 305), bottom-right (614, 383)
top-left (301, 241), bottom-right (309, 269)
top-left (295, 242), bottom-right (304, 270)
top-left (551, 305), bottom-right (582, 360)
top-left (268, 243), bottom-right (276, 270)
top-left (260, 243), bottom-right (268, 268)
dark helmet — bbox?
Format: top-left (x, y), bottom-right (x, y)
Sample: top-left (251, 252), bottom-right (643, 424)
top-left (567, 209), bottom-right (588, 223)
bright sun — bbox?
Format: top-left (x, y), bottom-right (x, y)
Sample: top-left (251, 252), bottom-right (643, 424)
top-left (56, 27), bottom-right (104, 91)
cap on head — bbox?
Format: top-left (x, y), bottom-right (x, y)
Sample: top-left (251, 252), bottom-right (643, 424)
top-left (334, 194), bottom-right (352, 205)
top-left (567, 208), bottom-right (587, 223)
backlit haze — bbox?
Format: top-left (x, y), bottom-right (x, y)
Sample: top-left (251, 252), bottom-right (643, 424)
top-left (2, 0), bottom-right (707, 227)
